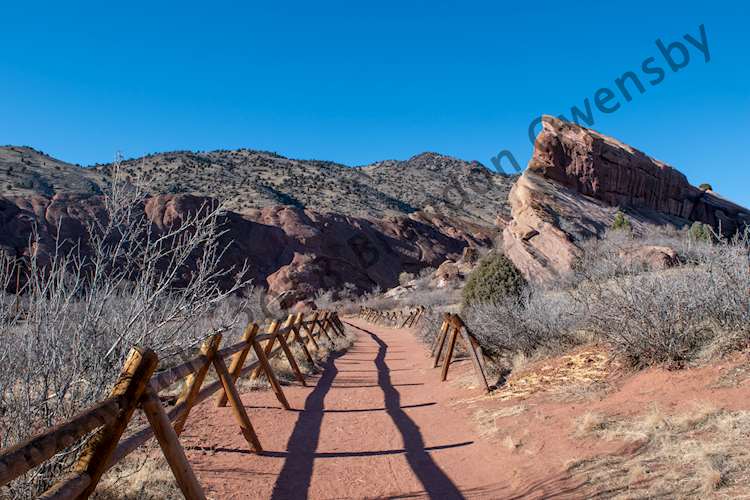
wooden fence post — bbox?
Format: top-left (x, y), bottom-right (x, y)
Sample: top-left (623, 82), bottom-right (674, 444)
top-left (301, 312), bottom-right (320, 351)
top-left (317, 311), bottom-right (334, 342)
top-left (431, 316), bottom-right (450, 367)
top-left (457, 327), bottom-right (491, 393)
top-left (211, 351), bottom-right (263, 452)
top-left (250, 321), bottom-right (281, 380)
top-left (274, 318), bottom-right (307, 386)
top-left (290, 313), bottom-right (316, 366)
top-left (140, 386), bottom-right (206, 499)
top-left (216, 323), bottom-right (258, 408)
top-left (330, 313), bottom-right (345, 336)
top-left (174, 334), bottom-right (222, 435)
top-left (433, 314), bottom-right (491, 393)
top-left (250, 321), bottom-right (290, 410)
top-left (73, 347), bottom-right (159, 498)
top-left (440, 323), bottom-right (460, 382)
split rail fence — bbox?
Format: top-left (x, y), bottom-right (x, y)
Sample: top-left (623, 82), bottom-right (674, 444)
top-left (0, 310), bottom-right (345, 499)
top-left (358, 306), bottom-right (425, 329)
top-left (359, 307), bottom-right (491, 393)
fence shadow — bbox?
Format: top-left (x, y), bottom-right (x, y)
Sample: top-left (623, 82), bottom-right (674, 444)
top-left (269, 349), bottom-right (345, 499)
top-left (350, 322), bottom-right (465, 500)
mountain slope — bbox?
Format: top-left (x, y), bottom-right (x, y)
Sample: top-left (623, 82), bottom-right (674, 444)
top-left (88, 150), bottom-right (514, 226)
top-left (0, 146), bottom-right (107, 197)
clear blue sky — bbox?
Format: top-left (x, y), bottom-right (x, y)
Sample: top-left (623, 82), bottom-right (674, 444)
top-left (2, 1), bottom-right (748, 206)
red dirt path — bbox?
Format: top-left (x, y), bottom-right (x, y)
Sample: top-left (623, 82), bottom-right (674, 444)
top-left (181, 318), bottom-right (523, 499)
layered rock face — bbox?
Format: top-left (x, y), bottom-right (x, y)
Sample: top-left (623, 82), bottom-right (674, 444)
top-left (530, 116), bottom-right (749, 234)
top-left (0, 193), bottom-right (493, 306)
top-left (504, 116), bottom-right (750, 281)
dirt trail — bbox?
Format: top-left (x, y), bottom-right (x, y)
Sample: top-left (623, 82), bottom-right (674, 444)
top-left (181, 318), bottom-right (513, 499)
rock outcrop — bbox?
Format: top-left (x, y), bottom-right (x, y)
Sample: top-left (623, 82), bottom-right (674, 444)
top-left (504, 116), bottom-right (750, 281)
top-left (0, 193), bottom-right (493, 307)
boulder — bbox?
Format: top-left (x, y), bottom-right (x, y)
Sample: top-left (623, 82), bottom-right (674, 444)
top-left (618, 245), bottom-right (679, 270)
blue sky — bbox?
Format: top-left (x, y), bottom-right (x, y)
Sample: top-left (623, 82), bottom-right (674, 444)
top-left (2, 1), bottom-right (748, 206)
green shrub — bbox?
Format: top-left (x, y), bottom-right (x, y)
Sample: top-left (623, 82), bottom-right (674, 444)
top-left (462, 253), bottom-right (526, 306)
top-left (699, 183), bottom-right (713, 191)
top-left (689, 221), bottom-right (713, 242)
top-left (612, 210), bottom-right (631, 231)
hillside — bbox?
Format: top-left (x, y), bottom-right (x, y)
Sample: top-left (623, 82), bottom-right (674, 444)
top-left (0, 146), bottom-right (107, 197)
top-left (87, 150), bottom-right (514, 226)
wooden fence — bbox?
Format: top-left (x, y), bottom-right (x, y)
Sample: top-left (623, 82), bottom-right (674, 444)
top-left (358, 306), bottom-right (424, 328)
top-left (358, 307), bottom-right (491, 393)
top-left (0, 310), bottom-right (345, 499)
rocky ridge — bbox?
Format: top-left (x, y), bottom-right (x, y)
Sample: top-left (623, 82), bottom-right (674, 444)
top-left (503, 116), bottom-right (750, 281)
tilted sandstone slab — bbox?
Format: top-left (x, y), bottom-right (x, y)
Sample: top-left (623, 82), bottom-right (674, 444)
top-left (504, 116), bottom-right (749, 282)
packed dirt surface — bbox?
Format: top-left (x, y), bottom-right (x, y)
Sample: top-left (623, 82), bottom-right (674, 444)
top-left (181, 319), bottom-right (750, 499)
top-left (181, 318), bottom-right (517, 499)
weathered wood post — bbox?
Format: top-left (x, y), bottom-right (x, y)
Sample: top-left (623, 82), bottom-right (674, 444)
top-left (274, 316), bottom-right (307, 386)
top-left (216, 323), bottom-right (258, 407)
top-left (73, 347), bottom-right (159, 498)
top-left (290, 312), bottom-right (316, 366)
top-left (211, 340), bottom-right (263, 452)
top-left (302, 312), bottom-right (321, 351)
top-left (140, 385), bottom-right (206, 499)
top-left (250, 321), bottom-right (281, 380)
top-left (174, 334), bottom-right (222, 435)
top-left (431, 315), bottom-right (450, 367)
top-left (250, 320), bottom-right (290, 410)
top-left (440, 322), bottom-right (460, 382)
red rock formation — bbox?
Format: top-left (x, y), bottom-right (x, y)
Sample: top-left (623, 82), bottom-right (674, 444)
top-left (0, 193), bottom-right (493, 306)
top-left (504, 116), bottom-right (749, 282)
top-left (530, 116), bottom-right (749, 235)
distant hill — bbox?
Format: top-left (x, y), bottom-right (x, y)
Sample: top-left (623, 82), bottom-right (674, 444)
top-left (88, 150), bottom-right (515, 226)
top-left (0, 146), bottom-right (515, 227)
top-left (0, 146), bottom-right (107, 197)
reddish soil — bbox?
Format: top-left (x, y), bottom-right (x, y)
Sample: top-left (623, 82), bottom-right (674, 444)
top-left (182, 319), bottom-right (750, 499)
top-left (182, 319), bottom-right (515, 499)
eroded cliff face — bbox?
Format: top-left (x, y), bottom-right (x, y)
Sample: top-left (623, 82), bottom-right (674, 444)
top-left (0, 193), bottom-right (493, 306)
top-left (503, 116), bottom-right (750, 282)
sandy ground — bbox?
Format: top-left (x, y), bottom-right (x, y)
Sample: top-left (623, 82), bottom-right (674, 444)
top-left (181, 318), bottom-right (519, 499)
top-left (181, 318), bottom-right (750, 499)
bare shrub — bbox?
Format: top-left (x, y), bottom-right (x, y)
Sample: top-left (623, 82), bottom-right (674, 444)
top-left (576, 230), bottom-right (749, 367)
top-left (399, 286), bottom-right (460, 308)
top-left (398, 271), bottom-right (415, 285)
top-left (417, 308), bottom-right (445, 345)
top-left (0, 166), bottom-right (253, 498)
top-left (463, 287), bottom-right (583, 365)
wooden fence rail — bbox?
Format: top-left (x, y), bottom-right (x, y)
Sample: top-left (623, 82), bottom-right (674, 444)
top-left (359, 307), bottom-right (490, 393)
top-left (358, 306), bottom-right (424, 328)
top-left (0, 310), bottom-right (346, 499)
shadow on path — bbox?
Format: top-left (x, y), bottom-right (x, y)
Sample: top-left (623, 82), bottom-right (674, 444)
top-left (269, 349), bottom-right (345, 500)
top-left (349, 322), bottom-right (466, 500)
top-left (270, 322), bottom-right (466, 500)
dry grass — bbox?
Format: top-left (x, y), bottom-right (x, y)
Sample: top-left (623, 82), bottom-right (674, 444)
top-left (488, 347), bottom-right (615, 402)
top-left (473, 405), bottom-right (528, 437)
top-left (569, 404), bottom-right (750, 497)
top-left (93, 450), bottom-right (181, 500)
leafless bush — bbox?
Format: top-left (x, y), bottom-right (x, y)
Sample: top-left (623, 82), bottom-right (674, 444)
top-left (463, 287), bottom-right (583, 365)
top-left (575, 229), bottom-right (749, 367)
top-left (0, 166), bottom-right (253, 498)
top-left (358, 291), bottom-right (400, 311)
top-left (417, 308), bottom-right (445, 345)
top-left (398, 286), bottom-right (460, 308)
